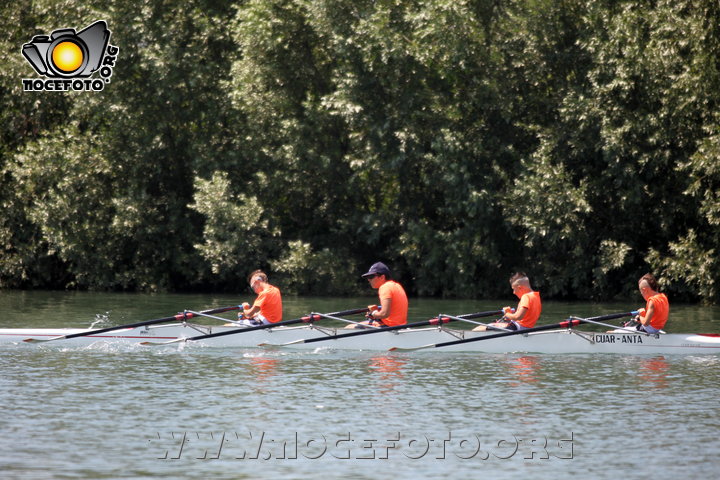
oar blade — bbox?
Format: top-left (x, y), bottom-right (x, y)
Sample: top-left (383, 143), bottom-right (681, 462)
top-left (139, 338), bottom-right (187, 346)
top-left (388, 344), bottom-right (433, 352)
top-left (257, 338), bottom-right (306, 347)
top-left (22, 335), bottom-right (67, 343)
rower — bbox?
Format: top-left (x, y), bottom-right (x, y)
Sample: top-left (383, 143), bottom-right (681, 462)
top-left (473, 272), bottom-right (542, 332)
top-left (634, 273), bottom-right (669, 334)
top-left (236, 270), bottom-right (283, 326)
top-left (346, 262), bottom-right (408, 329)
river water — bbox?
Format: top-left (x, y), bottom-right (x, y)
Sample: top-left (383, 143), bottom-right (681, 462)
top-left (1, 291), bottom-right (719, 479)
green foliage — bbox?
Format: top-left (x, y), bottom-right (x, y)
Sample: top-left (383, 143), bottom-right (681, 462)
top-left (502, 152), bottom-right (593, 297)
top-left (189, 171), bottom-right (281, 284)
top-left (648, 127), bottom-right (720, 303)
top-left (648, 230), bottom-right (718, 303)
top-left (271, 240), bottom-right (363, 295)
top-left (6, 124), bottom-right (115, 288)
top-left (1, 0), bottom-right (719, 303)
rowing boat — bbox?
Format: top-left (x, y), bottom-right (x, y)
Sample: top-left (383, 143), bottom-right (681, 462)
top-left (2, 323), bottom-right (719, 354)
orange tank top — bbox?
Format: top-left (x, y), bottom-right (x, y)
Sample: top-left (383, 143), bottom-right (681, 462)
top-left (646, 293), bottom-right (669, 330)
top-left (378, 280), bottom-right (408, 327)
top-left (517, 291), bottom-right (541, 328)
top-left (253, 285), bottom-right (283, 323)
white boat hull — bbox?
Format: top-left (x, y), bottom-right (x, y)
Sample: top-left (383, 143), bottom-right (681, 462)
top-left (1, 323), bottom-right (720, 354)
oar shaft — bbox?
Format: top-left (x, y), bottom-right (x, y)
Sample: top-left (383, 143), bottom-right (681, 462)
top-left (300, 319), bottom-right (431, 344)
top-left (446, 309), bottom-right (505, 320)
top-left (579, 311), bottom-right (639, 324)
top-left (438, 313), bottom-right (512, 331)
top-left (311, 312), bottom-right (382, 328)
top-left (170, 307), bottom-right (369, 343)
top-left (60, 305), bottom-right (240, 340)
top-left (567, 312), bottom-right (644, 334)
top-left (403, 311), bottom-right (637, 350)
top-left (430, 319), bottom-right (584, 349)
top-left (287, 309), bottom-right (505, 345)
top-left (186, 310), bottom-right (236, 323)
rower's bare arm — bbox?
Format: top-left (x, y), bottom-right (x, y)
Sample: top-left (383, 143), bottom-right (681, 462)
top-left (374, 298), bottom-right (392, 319)
top-left (504, 306), bottom-right (527, 322)
top-left (244, 304), bottom-right (260, 318)
top-left (641, 303), bottom-right (655, 326)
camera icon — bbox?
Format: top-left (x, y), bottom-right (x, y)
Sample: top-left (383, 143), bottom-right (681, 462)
top-left (22, 20), bottom-right (110, 78)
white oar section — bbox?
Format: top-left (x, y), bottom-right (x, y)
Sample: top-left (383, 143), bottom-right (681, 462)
top-left (185, 310), bottom-right (238, 323)
top-left (312, 312), bottom-right (383, 329)
top-left (437, 313), bottom-right (513, 332)
top-left (566, 315), bottom-right (660, 336)
top-left (185, 310), bottom-right (268, 327)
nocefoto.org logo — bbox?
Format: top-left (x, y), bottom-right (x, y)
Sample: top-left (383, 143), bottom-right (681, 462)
top-left (21, 20), bottom-right (119, 92)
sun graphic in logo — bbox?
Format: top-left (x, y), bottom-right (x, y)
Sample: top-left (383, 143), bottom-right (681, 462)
top-left (51, 41), bottom-right (84, 73)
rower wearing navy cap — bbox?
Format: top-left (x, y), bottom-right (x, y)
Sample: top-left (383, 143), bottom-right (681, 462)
top-left (347, 262), bottom-right (408, 329)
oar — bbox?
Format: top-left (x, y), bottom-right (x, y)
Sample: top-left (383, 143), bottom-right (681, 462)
top-left (307, 310), bottom-right (384, 329)
top-left (438, 313), bottom-right (514, 332)
top-left (567, 315), bottom-right (658, 336)
top-left (140, 307), bottom-right (369, 346)
top-left (258, 309), bottom-right (505, 347)
top-left (389, 311), bottom-right (638, 352)
top-left (22, 305), bottom-right (241, 343)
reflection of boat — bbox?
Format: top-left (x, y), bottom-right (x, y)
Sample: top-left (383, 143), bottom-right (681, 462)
top-left (2, 323), bottom-right (720, 354)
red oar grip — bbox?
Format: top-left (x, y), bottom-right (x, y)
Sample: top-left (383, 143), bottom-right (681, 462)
top-left (429, 317), bottom-right (451, 325)
top-left (559, 319), bottom-right (581, 328)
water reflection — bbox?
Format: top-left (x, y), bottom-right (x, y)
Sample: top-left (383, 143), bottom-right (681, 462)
top-left (250, 356), bottom-right (278, 384)
top-left (368, 355), bottom-right (406, 396)
top-left (638, 356), bottom-right (669, 389)
top-left (498, 355), bottom-right (542, 423)
top-left (507, 355), bottom-right (540, 386)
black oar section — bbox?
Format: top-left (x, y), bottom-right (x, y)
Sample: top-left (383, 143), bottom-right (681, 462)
top-left (389, 311), bottom-right (637, 352)
top-left (23, 305), bottom-right (242, 343)
top-left (259, 309), bottom-right (505, 347)
top-left (140, 307), bottom-right (369, 346)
